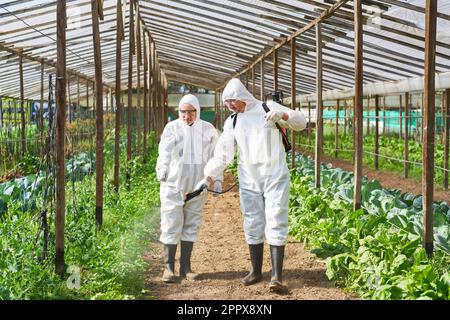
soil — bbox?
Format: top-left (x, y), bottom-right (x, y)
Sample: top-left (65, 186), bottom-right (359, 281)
top-left (143, 173), bottom-right (354, 300)
top-left (0, 169), bottom-right (23, 184)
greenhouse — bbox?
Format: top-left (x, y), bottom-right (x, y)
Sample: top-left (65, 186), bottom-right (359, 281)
top-left (0, 0), bottom-right (449, 302)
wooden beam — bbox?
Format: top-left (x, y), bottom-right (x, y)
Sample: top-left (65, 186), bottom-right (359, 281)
top-left (40, 60), bottom-right (44, 153)
top-left (314, 24), bottom-right (323, 190)
top-left (444, 89), bottom-right (449, 189)
top-left (113, 0), bottom-right (122, 192)
top-left (136, 2), bottom-right (142, 156)
top-left (404, 92), bottom-right (409, 178)
top-left (382, 96), bottom-right (386, 135)
top-left (147, 35), bottom-right (152, 137)
top-left (308, 101), bottom-right (312, 145)
top-left (422, 0), bottom-right (437, 257)
top-left (290, 37), bottom-right (296, 168)
top-left (399, 94), bottom-right (403, 140)
top-left (245, 72), bottom-right (249, 90)
top-left (163, 77), bottom-right (168, 126)
top-left (366, 96), bottom-right (370, 136)
top-left (19, 53), bottom-right (26, 155)
top-left (67, 77), bottom-right (72, 122)
top-left (251, 66), bottom-right (256, 97)
top-left (126, 0), bottom-right (134, 184)
top-left (92, 81), bottom-right (96, 120)
top-left (91, 0), bottom-right (104, 227)
top-left (353, 0), bottom-right (363, 211)
top-left (77, 77), bottom-right (80, 120)
top-left (260, 58), bottom-right (264, 100)
top-left (143, 31), bottom-right (149, 162)
top-left (55, 0), bottom-right (66, 278)
top-left (152, 41), bottom-right (157, 139)
top-left (375, 95), bottom-right (379, 170)
top-left (273, 50), bottom-right (278, 92)
top-left (335, 99), bottom-right (339, 158)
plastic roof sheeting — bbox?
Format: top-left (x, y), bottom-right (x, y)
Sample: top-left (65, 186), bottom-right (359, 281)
top-left (0, 0), bottom-right (449, 102)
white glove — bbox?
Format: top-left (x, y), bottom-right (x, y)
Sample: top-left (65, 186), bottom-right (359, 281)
top-left (264, 110), bottom-right (286, 123)
top-left (156, 168), bottom-right (168, 182)
top-left (212, 180), bottom-right (222, 196)
top-left (194, 178), bottom-right (209, 191)
top-left (264, 119), bottom-right (277, 129)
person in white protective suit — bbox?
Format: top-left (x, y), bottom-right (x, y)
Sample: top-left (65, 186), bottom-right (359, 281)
top-left (156, 94), bottom-right (222, 283)
top-left (197, 78), bottom-right (306, 293)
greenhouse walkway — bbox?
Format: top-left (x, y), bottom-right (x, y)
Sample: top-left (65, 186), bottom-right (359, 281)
top-left (142, 173), bottom-right (353, 300)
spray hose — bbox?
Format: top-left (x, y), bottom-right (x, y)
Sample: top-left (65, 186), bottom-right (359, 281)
top-left (183, 181), bottom-right (239, 203)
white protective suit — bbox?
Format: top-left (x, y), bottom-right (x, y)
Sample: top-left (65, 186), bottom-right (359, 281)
top-left (156, 94), bottom-right (221, 245)
top-left (204, 79), bottom-right (306, 246)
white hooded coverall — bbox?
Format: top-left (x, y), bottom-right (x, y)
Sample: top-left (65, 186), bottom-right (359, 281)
top-left (156, 94), bottom-right (220, 245)
top-left (204, 79), bottom-right (306, 246)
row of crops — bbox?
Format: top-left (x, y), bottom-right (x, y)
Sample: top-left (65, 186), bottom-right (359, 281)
top-left (298, 127), bottom-right (449, 187)
top-left (0, 152), bottom-right (95, 217)
top-left (0, 130), bottom-right (161, 299)
top-left (0, 115), bottom-right (134, 178)
top-left (288, 154), bottom-right (449, 299)
top-left (1, 124), bottom-right (448, 299)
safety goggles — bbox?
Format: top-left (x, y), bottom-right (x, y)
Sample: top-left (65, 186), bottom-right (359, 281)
top-left (224, 99), bottom-right (237, 106)
top-left (180, 109), bottom-right (197, 114)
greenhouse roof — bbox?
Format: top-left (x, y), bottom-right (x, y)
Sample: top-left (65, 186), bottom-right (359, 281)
top-left (0, 0), bottom-right (449, 101)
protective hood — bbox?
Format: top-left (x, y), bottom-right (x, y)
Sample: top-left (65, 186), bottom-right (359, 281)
top-left (178, 94), bottom-right (201, 120)
top-left (222, 78), bottom-right (259, 110)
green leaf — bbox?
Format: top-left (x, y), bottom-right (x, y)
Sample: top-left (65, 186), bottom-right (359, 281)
top-left (391, 254), bottom-right (409, 272)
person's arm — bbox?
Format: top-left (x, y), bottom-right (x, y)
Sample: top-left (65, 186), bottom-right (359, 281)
top-left (156, 124), bottom-right (175, 176)
top-left (208, 125), bottom-right (224, 183)
top-left (204, 118), bottom-right (235, 181)
top-left (267, 101), bottom-right (307, 131)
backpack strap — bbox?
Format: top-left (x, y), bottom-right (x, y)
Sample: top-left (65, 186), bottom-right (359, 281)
top-left (262, 102), bottom-right (292, 152)
top-left (231, 113), bottom-right (238, 129)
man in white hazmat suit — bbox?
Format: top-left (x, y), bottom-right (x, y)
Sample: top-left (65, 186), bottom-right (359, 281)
top-left (156, 94), bottom-right (222, 283)
top-left (198, 78), bottom-right (306, 293)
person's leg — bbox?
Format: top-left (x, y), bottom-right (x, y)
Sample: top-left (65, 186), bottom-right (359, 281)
top-left (264, 177), bottom-right (290, 293)
top-left (239, 188), bottom-right (265, 285)
top-left (180, 191), bottom-right (207, 280)
top-left (159, 186), bottom-right (184, 283)
top-left (162, 244), bottom-right (177, 283)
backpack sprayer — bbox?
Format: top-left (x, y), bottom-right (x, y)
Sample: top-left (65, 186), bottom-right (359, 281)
top-left (267, 90), bottom-right (284, 104)
top-left (264, 90), bottom-right (292, 152)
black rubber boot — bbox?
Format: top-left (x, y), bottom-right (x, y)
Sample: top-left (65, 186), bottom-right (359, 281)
top-left (269, 245), bottom-right (288, 294)
top-left (162, 244), bottom-right (177, 283)
top-left (240, 243), bottom-right (264, 286)
top-left (180, 241), bottom-right (199, 280)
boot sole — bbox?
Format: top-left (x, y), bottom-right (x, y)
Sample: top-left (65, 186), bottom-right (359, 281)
top-left (180, 273), bottom-right (199, 281)
top-left (269, 281), bottom-right (288, 294)
top-left (240, 275), bottom-right (262, 286)
top-left (162, 270), bottom-right (176, 283)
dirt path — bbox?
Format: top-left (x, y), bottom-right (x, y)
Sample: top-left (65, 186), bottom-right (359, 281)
top-left (143, 173), bottom-right (354, 300)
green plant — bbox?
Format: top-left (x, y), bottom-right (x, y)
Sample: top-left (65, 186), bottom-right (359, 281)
top-left (289, 154), bottom-right (450, 300)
